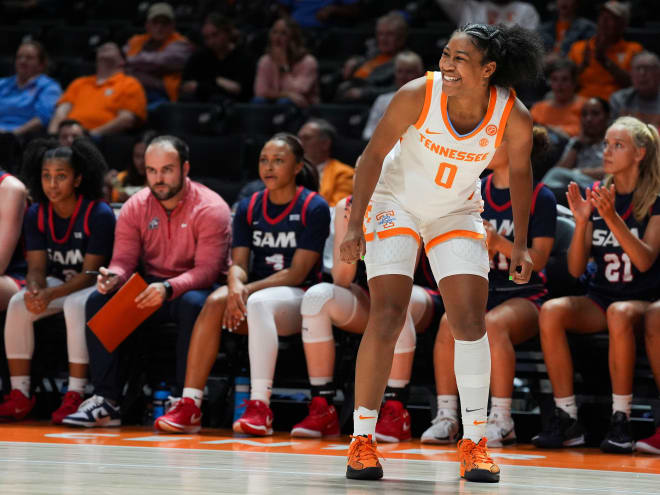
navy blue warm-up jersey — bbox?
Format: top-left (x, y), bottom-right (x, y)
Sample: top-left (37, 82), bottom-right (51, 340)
top-left (233, 186), bottom-right (330, 285)
top-left (24, 197), bottom-right (116, 281)
top-left (482, 175), bottom-right (557, 291)
top-left (588, 184), bottom-right (660, 299)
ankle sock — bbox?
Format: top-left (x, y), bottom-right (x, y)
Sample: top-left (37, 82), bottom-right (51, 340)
top-left (555, 395), bottom-right (578, 420)
top-left (10, 376), bottom-right (30, 398)
top-left (353, 406), bottom-right (378, 437)
top-left (183, 387), bottom-right (203, 408)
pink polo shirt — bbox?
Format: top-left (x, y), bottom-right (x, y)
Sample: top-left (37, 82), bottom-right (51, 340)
top-left (109, 178), bottom-right (231, 298)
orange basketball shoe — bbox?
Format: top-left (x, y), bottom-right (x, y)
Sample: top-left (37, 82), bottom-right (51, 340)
top-left (457, 438), bottom-right (500, 483)
top-left (346, 434), bottom-right (384, 480)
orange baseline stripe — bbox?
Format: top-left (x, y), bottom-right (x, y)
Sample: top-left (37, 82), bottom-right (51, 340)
top-left (441, 86), bottom-right (497, 141)
top-left (377, 227), bottom-right (420, 244)
top-left (413, 72), bottom-right (434, 130)
top-left (425, 230), bottom-right (484, 253)
top-left (495, 88), bottom-right (517, 148)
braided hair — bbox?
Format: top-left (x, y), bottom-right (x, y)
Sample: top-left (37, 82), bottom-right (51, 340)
top-left (457, 23), bottom-right (544, 88)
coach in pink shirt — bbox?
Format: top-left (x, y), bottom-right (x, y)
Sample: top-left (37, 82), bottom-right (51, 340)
top-left (62, 135), bottom-right (232, 427)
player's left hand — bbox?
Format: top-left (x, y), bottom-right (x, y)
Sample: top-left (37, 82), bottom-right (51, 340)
top-left (135, 283), bottom-right (166, 309)
top-left (509, 245), bottom-right (533, 284)
top-left (590, 184), bottom-right (616, 222)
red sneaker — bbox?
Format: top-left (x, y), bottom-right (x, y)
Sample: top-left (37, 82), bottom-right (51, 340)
top-left (636, 426), bottom-right (660, 454)
top-left (51, 391), bottom-right (83, 424)
top-left (291, 396), bottom-right (340, 438)
top-left (0, 389), bottom-right (36, 421)
top-left (155, 397), bottom-right (202, 433)
top-left (375, 400), bottom-right (411, 443)
top-left (232, 399), bottom-right (273, 436)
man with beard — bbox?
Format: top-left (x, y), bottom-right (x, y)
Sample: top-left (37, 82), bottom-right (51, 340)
top-left (62, 135), bottom-right (232, 427)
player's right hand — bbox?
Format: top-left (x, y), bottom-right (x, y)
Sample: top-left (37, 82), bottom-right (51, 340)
top-left (339, 226), bottom-right (365, 264)
top-left (97, 267), bottom-right (120, 294)
top-left (566, 182), bottom-right (593, 225)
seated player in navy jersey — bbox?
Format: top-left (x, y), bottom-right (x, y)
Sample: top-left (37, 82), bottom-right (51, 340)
top-left (422, 128), bottom-right (557, 447)
top-left (0, 138), bottom-right (115, 423)
top-left (156, 133), bottom-right (330, 434)
top-left (292, 169), bottom-right (442, 443)
top-left (638, 299), bottom-right (660, 454)
top-left (534, 117), bottom-right (660, 454)
top-left (0, 169), bottom-right (28, 310)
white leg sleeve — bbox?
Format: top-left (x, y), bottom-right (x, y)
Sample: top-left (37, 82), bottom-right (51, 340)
top-left (247, 286), bottom-right (306, 384)
top-left (455, 333), bottom-right (491, 443)
top-left (300, 282), bottom-right (359, 344)
top-left (4, 278), bottom-right (65, 360)
top-left (62, 286), bottom-right (96, 365)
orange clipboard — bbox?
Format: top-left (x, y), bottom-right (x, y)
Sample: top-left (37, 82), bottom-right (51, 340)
top-left (88, 273), bottom-right (161, 352)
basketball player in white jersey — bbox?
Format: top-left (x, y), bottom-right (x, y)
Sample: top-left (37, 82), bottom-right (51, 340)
top-left (341, 23), bottom-right (544, 482)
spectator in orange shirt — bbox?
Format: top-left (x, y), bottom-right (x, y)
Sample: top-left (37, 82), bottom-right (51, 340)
top-left (530, 59), bottom-right (586, 138)
top-left (335, 11), bottom-right (408, 103)
top-left (297, 118), bottom-right (353, 206)
top-left (538, 0), bottom-right (595, 58)
top-left (124, 2), bottom-right (194, 106)
top-left (567, 1), bottom-right (643, 100)
top-left (48, 43), bottom-right (146, 138)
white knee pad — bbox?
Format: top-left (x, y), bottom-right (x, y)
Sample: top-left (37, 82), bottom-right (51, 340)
top-left (394, 312), bottom-right (416, 354)
top-left (300, 283), bottom-right (335, 317)
top-left (426, 237), bottom-right (489, 282)
top-left (365, 234), bottom-right (418, 280)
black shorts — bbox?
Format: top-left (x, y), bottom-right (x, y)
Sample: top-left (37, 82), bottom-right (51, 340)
top-left (487, 287), bottom-right (548, 311)
top-left (587, 290), bottom-right (658, 313)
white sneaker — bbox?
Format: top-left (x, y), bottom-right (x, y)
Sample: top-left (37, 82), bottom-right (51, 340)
top-left (421, 409), bottom-right (459, 444)
top-left (61, 395), bottom-right (121, 427)
top-left (486, 412), bottom-right (516, 447)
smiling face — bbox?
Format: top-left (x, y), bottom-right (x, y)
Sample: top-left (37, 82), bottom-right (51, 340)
top-left (145, 142), bottom-right (188, 201)
top-left (258, 139), bottom-right (302, 192)
top-left (602, 125), bottom-right (645, 175)
top-left (41, 158), bottom-right (80, 205)
top-left (439, 33), bottom-right (495, 96)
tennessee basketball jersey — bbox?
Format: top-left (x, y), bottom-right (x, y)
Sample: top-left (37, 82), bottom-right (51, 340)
top-left (372, 71), bottom-right (517, 226)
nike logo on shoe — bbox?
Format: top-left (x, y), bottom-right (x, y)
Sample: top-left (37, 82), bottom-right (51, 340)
top-left (402, 423), bottom-right (410, 432)
top-left (190, 414), bottom-right (201, 424)
top-left (607, 440), bottom-right (633, 448)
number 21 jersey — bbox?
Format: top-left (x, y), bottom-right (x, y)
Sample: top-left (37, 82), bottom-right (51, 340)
top-left (589, 188), bottom-right (660, 298)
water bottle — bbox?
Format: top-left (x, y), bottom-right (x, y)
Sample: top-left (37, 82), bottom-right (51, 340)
top-left (152, 383), bottom-right (169, 422)
top-left (233, 376), bottom-right (250, 422)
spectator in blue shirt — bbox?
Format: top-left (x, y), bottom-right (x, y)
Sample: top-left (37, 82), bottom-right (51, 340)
top-left (0, 41), bottom-right (62, 138)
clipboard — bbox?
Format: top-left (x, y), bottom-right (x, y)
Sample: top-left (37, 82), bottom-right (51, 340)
top-left (88, 273), bottom-right (161, 352)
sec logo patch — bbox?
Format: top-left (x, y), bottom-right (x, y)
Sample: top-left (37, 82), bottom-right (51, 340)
top-left (479, 138), bottom-right (489, 147)
top-left (486, 125), bottom-right (497, 136)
